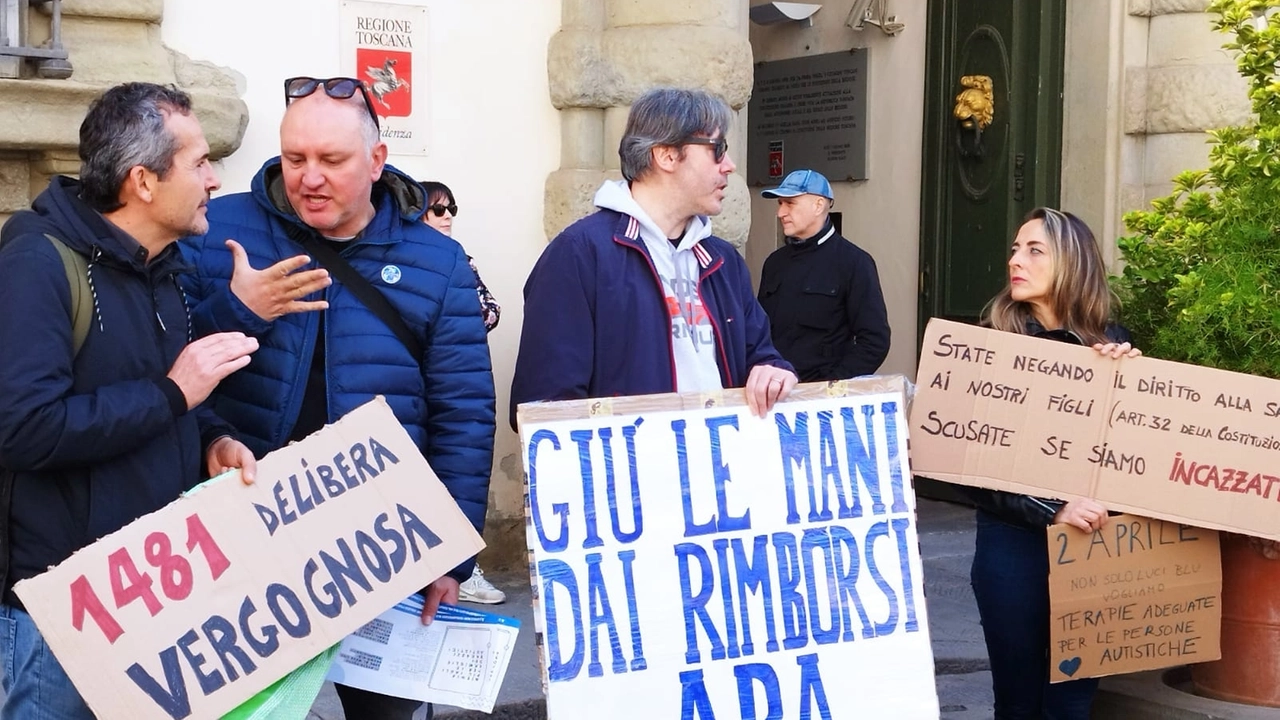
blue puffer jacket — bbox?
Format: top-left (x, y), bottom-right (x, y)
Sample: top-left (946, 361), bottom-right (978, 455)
top-left (181, 161), bottom-right (495, 559)
top-left (510, 208), bottom-right (792, 428)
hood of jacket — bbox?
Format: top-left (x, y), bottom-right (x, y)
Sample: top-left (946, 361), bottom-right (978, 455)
top-left (592, 179), bottom-right (713, 252)
top-left (249, 157), bottom-right (430, 235)
top-left (1, 176), bottom-right (180, 272)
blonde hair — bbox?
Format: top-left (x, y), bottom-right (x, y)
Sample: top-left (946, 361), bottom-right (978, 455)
top-left (983, 207), bottom-right (1112, 345)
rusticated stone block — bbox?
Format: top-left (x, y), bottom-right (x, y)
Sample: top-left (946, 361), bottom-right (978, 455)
top-left (0, 156), bottom-right (31, 213)
top-left (562, 0), bottom-right (606, 30)
top-left (603, 26), bottom-right (753, 108)
top-left (606, 0), bottom-right (739, 29)
top-left (57, 17), bottom-right (173, 86)
top-left (1148, 12), bottom-right (1233, 67)
top-left (60, 0), bottom-right (163, 22)
top-left (550, 25), bottom-right (752, 109)
top-left (547, 28), bottom-right (614, 109)
top-left (1124, 66), bottom-right (1149, 134)
top-left (714, 174), bottom-right (750, 249)
top-left (602, 105), bottom-right (628, 171)
top-left (1129, 0), bottom-right (1212, 16)
top-left (1143, 64), bottom-right (1250, 134)
top-left (560, 108), bottom-right (606, 169)
top-left (544, 167), bottom-right (617, 239)
top-left (0, 80), bottom-right (245, 162)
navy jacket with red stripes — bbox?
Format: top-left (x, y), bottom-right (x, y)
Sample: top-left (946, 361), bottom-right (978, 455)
top-left (509, 208), bottom-right (792, 429)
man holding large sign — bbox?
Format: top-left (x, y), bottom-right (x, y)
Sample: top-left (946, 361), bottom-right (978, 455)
top-left (518, 380), bottom-right (940, 718)
top-left (0, 83), bottom-right (259, 720)
top-left (511, 87), bottom-right (798, 425)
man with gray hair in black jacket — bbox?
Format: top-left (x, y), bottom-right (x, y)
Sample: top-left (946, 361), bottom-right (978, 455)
top-left (0, 82), bottom-right (257, 720)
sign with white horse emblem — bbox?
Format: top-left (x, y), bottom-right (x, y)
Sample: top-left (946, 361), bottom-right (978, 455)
top-left (340, 1), bottom-right (429, 156)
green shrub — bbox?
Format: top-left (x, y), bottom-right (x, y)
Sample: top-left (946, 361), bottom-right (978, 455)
top-left (1115, 0), bottom-right (1280, 377)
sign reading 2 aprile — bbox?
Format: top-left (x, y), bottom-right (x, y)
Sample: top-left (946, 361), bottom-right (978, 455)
top-left (517, 378), bottom-right (939, 719)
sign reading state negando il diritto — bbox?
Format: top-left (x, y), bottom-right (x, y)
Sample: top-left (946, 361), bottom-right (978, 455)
top-left (911, 318), bottom-right (1280, 541)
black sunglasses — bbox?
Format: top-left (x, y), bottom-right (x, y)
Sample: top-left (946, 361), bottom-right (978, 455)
top-left (428, 203), bottom-right (458, 218)
top-left (283, 76), bottom-right (380, 130)
top-left (681, 136), bottom-right (728, 163)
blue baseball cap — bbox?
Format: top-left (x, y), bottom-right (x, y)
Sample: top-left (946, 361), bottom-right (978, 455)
top-left (760, 169), bottom-right (833, 200)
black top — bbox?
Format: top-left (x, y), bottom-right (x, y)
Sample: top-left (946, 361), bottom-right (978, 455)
top-left (757, 219), bottom-right (891, 381)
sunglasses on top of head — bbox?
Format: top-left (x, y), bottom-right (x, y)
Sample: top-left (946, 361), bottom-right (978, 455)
top-left (680, 136), bottom-right (729, 163)
top-left (428, 203), bottom-right (457, 218)
top-left (283, 76), bottom-right (381, 130)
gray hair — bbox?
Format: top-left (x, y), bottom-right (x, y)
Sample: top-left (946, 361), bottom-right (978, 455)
top-left (619, 87), bottom-right (733, 183)
top-left (78, 82), bottom-right (193, 213)
top-left (356, 103), bottom-right (381, 152)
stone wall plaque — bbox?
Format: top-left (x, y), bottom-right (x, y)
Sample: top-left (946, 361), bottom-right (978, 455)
top-left (748, 49), bottom-right (868, 185)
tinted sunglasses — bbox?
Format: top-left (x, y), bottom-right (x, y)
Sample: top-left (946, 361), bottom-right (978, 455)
top-left (283, 76), bottom-right (380, 129)
top-left (681, 136), bottom-right (729, 163)
top-left (428, 203), bottom-right (458, 218)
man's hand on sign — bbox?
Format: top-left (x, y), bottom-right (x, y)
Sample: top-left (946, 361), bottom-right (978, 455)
top-left (745, 364), bottom-right (798, 418)
top-left (1093, 341), bottom-right (1141, 359)
top-left (226, 239), bottom-right (331, 321)
top-left (205, 435), bottom-right (257, 484)
top-left (421, 575), bottom-right (460, 625)
top-left (1054, 498), bottom-right (1109, 533)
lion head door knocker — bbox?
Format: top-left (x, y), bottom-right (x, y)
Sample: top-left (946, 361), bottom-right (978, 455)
top-left (953, 75), bottom-right (994, 160)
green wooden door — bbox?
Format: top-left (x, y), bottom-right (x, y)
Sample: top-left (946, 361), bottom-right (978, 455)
top-left (917, 0), bottom-right (1065, 502)
top-left (919, 0), bottom-right (1065, 330)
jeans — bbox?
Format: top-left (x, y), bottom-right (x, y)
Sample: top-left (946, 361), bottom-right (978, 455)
top-left (335, 683), bottom-right (433, 719)
top-left (0, 604), bottom-right (95, 720)
top-left (971, 510), bottom-right (1099, 719)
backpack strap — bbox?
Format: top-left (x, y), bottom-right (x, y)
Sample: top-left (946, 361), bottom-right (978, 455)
top-left (43, 234), bottom-right (91, 356)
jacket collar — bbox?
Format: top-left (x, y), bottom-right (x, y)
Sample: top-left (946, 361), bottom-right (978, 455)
top-left (610, 210), bottom-right (716, 270)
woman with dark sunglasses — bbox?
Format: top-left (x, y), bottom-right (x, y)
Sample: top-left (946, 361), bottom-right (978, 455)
top-left (419, 180), bottom-right (505, 606)
top-left (968, 208), bottom-right (1140, 719)
top-left (420, 181), bottom-right (500, 334)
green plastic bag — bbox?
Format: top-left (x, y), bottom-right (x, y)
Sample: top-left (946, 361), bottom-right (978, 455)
top-left (221, 644), bottom-right (340, 720)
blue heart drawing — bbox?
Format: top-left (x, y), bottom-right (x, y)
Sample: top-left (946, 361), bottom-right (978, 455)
top-left (1059, 657), bottom-right (1082, 677)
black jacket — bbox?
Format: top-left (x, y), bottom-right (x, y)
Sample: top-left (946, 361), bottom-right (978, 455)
top-left (968, 321), bottom-right (1132, 528)
top-left (0, 177), bottom-right (231, 606)
top-left (758, 220), bottom-right (890, 381)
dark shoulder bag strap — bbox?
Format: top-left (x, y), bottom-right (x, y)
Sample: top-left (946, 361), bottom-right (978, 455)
top-left (281, 223), bottom-right (424, 361)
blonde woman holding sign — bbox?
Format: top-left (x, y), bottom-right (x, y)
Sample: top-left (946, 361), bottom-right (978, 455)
top-left (968, 207), bottom-right (1140, 719)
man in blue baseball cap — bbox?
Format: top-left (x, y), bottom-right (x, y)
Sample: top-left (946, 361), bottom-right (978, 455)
top-left (757, 169), bottom-right (890, 381)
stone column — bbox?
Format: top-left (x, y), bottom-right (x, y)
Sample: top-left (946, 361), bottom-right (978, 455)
top-left (543, 0), bottom-right (754, 245)
top-left (0, 0), bottom-right (247, 225)
top-left (1124, 1), bottom-right (1248, 206)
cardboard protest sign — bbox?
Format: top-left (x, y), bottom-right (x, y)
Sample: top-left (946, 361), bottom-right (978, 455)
top-left (910, 318), bottom-right (1280, 540)
top-left (1047, 514), bottom-right (1221, 682)
top-left (517, 377), bottom-right (940, 719)
top-left (15, 398), bottom-right (484, 720)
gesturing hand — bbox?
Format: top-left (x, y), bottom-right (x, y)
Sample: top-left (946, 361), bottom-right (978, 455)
top-left (167, 332), bottom-right (258, 410)
top-left (226, 239), bottom-right (331, 321)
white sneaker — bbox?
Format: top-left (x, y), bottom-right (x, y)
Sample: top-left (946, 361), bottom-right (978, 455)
top-left (459, 565), bottom-right (506, 604)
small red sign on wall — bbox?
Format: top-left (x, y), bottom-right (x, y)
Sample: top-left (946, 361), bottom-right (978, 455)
top-left (357, 48), bottom-right (412, 119)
